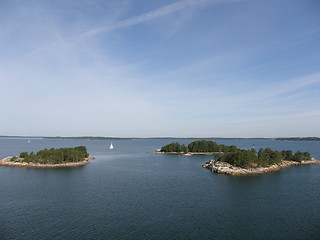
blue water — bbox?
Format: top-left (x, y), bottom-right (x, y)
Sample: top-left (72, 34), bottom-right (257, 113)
top-left (1, 138), bottom-right (320, 240)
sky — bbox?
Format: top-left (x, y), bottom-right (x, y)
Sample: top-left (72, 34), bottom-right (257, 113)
top-left (1, 0), bottom-right (320, 138)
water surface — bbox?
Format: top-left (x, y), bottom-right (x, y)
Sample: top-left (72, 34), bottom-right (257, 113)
top-left (1, 138), bottom-right (319, 240)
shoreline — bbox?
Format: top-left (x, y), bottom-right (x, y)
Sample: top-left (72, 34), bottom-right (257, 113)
top-left (202, 159), bottom-right (320, 176)
top-left (155, 151), bottom-right (222, 156)
top-left (0, 156), bottom-right (94, 168)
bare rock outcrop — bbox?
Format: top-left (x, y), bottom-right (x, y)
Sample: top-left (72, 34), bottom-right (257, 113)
top-left (0, 156), bottom-right (93, 168)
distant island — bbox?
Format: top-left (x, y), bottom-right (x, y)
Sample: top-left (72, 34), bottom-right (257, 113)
top-left (0, 146), bottom-right (94, 168)
top-left (275, 137), bottom-right (320, 141)
top-left (0, 135), bottom-right (133, 140)
top-left (1, 135), bottom-right (319, 141)
top-left (158, 140), bottom-right (319, 175)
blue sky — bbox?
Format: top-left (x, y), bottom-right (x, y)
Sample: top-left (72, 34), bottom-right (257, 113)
top-left (1, 0), bottom-right (320, 137)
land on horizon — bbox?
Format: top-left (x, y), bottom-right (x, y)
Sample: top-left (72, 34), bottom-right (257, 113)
top-left (1, 136), bottom-right (320, 141)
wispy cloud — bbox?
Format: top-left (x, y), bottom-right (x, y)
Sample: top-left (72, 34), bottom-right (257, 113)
top-left (2, 0), bottom-right (242, 69)
top-left (1, 0), bottom-right (319, 137)
top-left (80, 0), bottom-right (243, 38)
top-left (243, 72), bottom-right (320, 103)
top-left (148, 71), bottom-right (320, 125)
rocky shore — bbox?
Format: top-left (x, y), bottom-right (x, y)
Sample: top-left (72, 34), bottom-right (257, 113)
top-left (202, 158), bottom-right (320, 175)
top-left (0, 156), bottom-right (94, 168)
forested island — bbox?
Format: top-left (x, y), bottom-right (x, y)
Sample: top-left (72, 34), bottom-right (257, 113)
top-left (159, 140), bottom-right (238, 154)
top-left (0, 146), bottom-right (93, 168)
top-left (158, 140), bottom-right (319, 175)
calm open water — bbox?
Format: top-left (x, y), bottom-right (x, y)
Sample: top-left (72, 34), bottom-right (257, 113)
top-left (0, 138), bottom-right (320, 240)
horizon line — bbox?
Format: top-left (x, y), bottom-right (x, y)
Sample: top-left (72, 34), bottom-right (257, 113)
top-left (1, 135), bottom-right (319, 139)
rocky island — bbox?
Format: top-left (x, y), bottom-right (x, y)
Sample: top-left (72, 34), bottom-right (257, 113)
top-left (0, 146), bottom-right (94, 168)
top-left (202, 158), bottom-right (320, 175)
top-left (159, 140), bottom-right (319, 175)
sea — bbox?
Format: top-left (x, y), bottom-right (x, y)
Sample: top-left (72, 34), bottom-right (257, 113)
top-left (0, 138), bottom-right (319, 240)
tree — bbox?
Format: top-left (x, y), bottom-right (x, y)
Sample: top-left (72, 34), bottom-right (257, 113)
top-left (188, 140), bottom-right (219, 152)
top-left (19, 152), bottom-right (28, 158)
top-left (293, 151), bottom-right (303, 162)
top-left (281, 150), bottom-right (293, 160)
top-left (160, 142), bottom-right (188, 153)
top-left (302, 152), bottom-right (311, 160)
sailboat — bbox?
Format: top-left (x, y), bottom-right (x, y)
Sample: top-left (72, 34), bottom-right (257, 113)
top-left (109, 142), bottom-right (114, 150)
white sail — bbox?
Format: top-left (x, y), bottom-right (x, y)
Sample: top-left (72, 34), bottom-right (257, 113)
top-left (109, 142), bottom-right (114, 149)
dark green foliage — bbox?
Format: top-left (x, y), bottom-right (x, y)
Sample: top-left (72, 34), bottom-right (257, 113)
top-left (180, 144), bottom-right (189, 153)
top-left (255, 148), bottom-right (282, 165)
top-left (187, 140), bottom-right (239, 153)
top-left (217, 147), bottom-right (311, 168)
top-left (302, 152), bottom-right (311, 160)
top-left (161, 142), bottom-right (189, 153)
top-left (188, 140), bottom-right (217, 152)
top-left (19, 152), bottom-right (28, 158)
top-left (160, 140), bottom-right (240, 153)
top-left (217, 149), bottom-right (258, 168)
top-left (280, 150), bottom-right (311, 162)
top-left (281, 150), bottom-right (293, 160)
top-left (20, 146), bottom-right (89, 164)
top-left (292, 151), bottom-right (311, 162)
